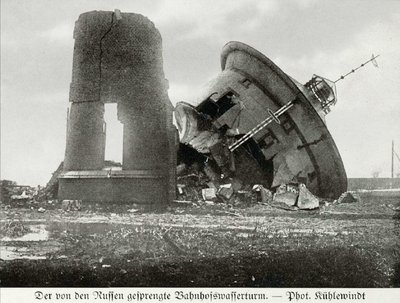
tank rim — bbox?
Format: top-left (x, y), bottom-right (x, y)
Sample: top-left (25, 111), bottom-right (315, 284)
top-left (220, 41), bottom-right (347, 196)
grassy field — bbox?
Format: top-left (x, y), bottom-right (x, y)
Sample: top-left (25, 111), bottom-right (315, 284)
top-left (0, 191), bottom-right (399, 287)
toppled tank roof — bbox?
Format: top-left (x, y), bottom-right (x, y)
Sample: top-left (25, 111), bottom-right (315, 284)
top-left (175, 41), bottom-right (347, 199)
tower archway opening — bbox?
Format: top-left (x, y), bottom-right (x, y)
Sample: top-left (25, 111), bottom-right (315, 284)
top-left (104, 103), bottom-right (123, 169)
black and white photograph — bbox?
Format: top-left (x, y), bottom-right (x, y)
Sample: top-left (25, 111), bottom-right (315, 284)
top-left (1, 0), bottom-right (400, 299)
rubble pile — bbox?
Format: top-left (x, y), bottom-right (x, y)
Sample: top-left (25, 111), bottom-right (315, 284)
top-left (1, 180), bottom-right (37, 204)
top-left (271, 183), bottom-right (320, 210)
top-left (335, 191), bottom-right (361, 204)
top-left (176, 164), bottom-right (259, 206)
top-left (175, 163), bottom-right (323, 210)
top-left (0, 179), bottom-right (55, 211)
top-left (43, 161), bottom-right (64, 200)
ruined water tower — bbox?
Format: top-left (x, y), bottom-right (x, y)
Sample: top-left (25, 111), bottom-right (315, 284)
top-left (58, 10), bottom-right (176, 204)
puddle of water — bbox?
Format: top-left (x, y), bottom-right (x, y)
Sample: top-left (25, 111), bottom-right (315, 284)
top-left (0, 246), bottom-right (47, 260)
top-left (0, 221), bottom-right (119, 261)
top-left (1, 224), bottom-right (49, 242)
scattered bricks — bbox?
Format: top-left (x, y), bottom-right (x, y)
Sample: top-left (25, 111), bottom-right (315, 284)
top-left (207, 182), bottom-right (217, 189)
top-left (184, 187), bottom-right (201, 202)
top-left (336, 192), bottom-right (361, 204)
top-left (231, 178), bottom-right (243, 192)
top-left (273, 191), bottom-right (298, 206)
top-left (217, 184), bottom-right (234, 200)
top-left (177, 184), bottom-right (186, 195)
top-left (386, 204), bottom-right (400, 211)
top-left (236, 189), bottom-right (258, 205)
top-left (275, 183), bottom-right (299, 195)
top-left (252, 184), bottom-right (262, 191)
top-left (322, 201), bottom-right (330, 207)
top-left (260, 186), bottom-right (273, 203)
top-left (37, 207), bottom-right (46, 213)
top-left (61, 200), bottom-right (71, 210)
top-left (74, 200), bottom-right (82, 210)
top-left (272, 183), bottom-right (300, 207)
top-left (297, 183), bottom-right (319, 209)
top-left (202, 188), bottom-right (217, 200)
top-left (203, 162), bottom-right (222, 182)
top-left (220, 184), bottom-right (232, 189)
top-left (286, 183), bottom-right (299, 195)
top-left (275, 184), bottom-right (287, 195)
top-left (62, 199), bottom-right (82, 211)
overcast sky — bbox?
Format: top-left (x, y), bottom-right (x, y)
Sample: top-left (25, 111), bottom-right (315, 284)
top-left (1, 0), bottom-right (400, 186)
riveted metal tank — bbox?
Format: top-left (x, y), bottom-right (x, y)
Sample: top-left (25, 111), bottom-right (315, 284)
top-left (175, 41), bottom-right (347, 199)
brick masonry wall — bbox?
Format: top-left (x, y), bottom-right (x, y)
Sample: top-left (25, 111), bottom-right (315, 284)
top-left (61, 10), bottom-right (176, 203)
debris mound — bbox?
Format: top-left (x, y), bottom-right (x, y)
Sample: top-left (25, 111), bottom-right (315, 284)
top-left (175, 157), bottom-right (322, 210)
top-left (335, 192), bottom-right (361, 204)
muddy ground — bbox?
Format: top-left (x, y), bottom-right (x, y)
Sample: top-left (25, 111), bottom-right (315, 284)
top-left (1, 191), bottom-right (399, 287)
